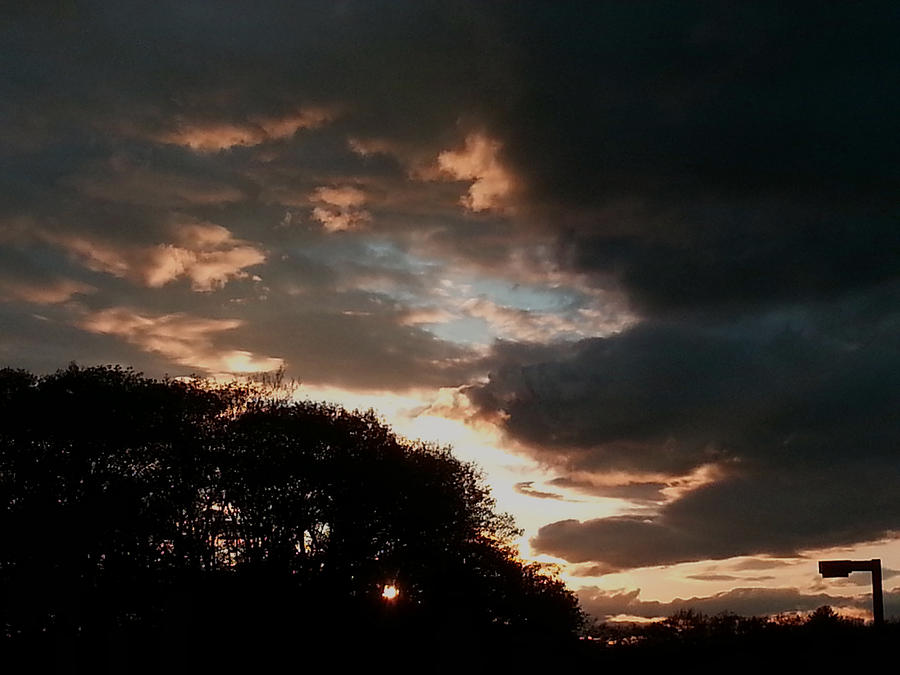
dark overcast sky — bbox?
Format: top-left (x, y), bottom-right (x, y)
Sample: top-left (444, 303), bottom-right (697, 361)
top-left (2, 1), bottom-right (898, 617)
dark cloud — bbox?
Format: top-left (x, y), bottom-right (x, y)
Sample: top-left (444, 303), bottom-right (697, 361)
top-left (468, 296), bottom-right (900, 567)
top-left (513, 481), bottom-right (568, 501)
top-left (686, 574), bottom-right (776, 583)
top-left (578, 586), bottom-right (900, 622)
top-left (730, 558), bottom-right (797, 572)
top-left (531, 457), bottom-right (899, 570)
top-left (547, 476), bottom-right (668, 503)
top-left (472, 299), bottom-right (900, 470)
top-left (2, 2), bottom-right (897, 577)
top-left (566, 206), bottom-right (899, 314)
top-left (5, 2), bottom-right (896, 307)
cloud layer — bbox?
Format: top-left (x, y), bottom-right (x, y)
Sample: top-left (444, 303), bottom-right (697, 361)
top-left (579, 586), bottom-right (900, 623)
top-left (1, 2), bottom-right (896, 578)
top-left (470, 305), bottom-right (900, 568)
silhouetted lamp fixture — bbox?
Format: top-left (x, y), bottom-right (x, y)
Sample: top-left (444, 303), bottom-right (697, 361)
top-left (818, 558), bottom-right (883, 625)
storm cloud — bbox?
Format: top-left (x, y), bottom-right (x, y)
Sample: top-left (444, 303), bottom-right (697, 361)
top-left (474, 302), bottom-right (900, 568)
top-left (2, 2), bottom-right (897, 579)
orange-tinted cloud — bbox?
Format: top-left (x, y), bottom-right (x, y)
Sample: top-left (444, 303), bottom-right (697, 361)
top-left (437, 133), bottom-right (515, 212)
top-left (44, 222), bottom-right (265, 291)
top-left (310, 185), bottom-right (372, 232)
top-left (545, 464), bottom-right (727, 505)
top-left (78, 307), bottom-right (283, 374)
top-left (397, 307), bottom-right (457, 326)
top-left (313, 186), bottom-right (367, 208)
top-left (157, 108), bottom-right (333, 152)
top-left (0, 278), bottom-right (95, 304)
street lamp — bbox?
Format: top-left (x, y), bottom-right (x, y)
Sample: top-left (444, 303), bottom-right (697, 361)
top-left (818, 558), bottom-right (884, 626)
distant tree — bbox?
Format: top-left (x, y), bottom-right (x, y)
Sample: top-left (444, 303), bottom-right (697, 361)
top-left (805, 605), bottom-right (839, 625)
top-left (581, 602), bottom-right (900, 673)
top-left (1, 365), bottom-right (583, 668)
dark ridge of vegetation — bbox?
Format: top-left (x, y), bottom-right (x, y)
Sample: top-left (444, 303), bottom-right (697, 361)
top-left (1, 365), bottom-right (583, 672)
top-left (576, 607), bottom-right (899, 669)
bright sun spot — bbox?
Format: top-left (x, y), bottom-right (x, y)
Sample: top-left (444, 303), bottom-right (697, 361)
top-left (382, 584), bottom-right (399, 600)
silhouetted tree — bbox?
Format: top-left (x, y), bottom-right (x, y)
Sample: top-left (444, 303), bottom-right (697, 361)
top-left (1, 365), bottom-right (583, 670)
top-left (580, 606), bottom-right (896, 672)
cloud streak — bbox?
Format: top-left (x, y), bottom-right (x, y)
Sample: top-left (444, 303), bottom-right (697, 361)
top-left (44, 223), bottom-right (265, 291)
top-left (579, 586), bottom-right (900, 623)
top-left (156, 108), bottom-right (333, 152)
top-left (78, 308), bottom-right (282, 375)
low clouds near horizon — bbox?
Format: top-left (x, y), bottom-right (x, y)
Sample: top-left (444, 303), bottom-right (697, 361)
top-left (2, 2), bottom-right (897, 596)
top-left (579, 586), bottom-right (900, 623)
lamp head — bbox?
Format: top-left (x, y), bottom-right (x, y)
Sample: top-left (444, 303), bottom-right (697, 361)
top-left (819, 560), bottom-right (853, 578)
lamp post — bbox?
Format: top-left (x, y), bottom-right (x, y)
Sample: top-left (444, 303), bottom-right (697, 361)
top-left (818, 558), bottom-right (884, 626)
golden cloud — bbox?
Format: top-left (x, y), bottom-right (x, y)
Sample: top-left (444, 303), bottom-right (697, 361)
top-left (158, 107), bottom-right (334, 152)
top-left (437, 133), bottom-right (515, 212)
top-left (44, 222), bottom-right (265, 291)
top-left (78, 307), bottom-right (283, 374)
top-left (310, 185), bottom-right (371, 233)
top-left (397, 307), bottom-right (457, 326)
top-left (312, 186), bottom-right (367, 208)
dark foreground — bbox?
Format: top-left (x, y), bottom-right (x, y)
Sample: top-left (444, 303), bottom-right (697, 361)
top-left (2, 367), bottom-right (894, 672)
top-left (6, 610), bottom-right (897, 674)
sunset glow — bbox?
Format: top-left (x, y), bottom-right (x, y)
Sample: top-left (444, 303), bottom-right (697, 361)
top-left (2, 2), bottom-right (896, 625)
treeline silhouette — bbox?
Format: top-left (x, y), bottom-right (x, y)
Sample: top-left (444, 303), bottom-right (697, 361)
top-left (579, 606), bottom-right (898, 669)
top-left (1, 365), bottom-right (582, 672)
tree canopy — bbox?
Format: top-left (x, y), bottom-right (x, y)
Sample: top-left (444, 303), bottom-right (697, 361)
top-left (1, 365), bottom-right (582, 670)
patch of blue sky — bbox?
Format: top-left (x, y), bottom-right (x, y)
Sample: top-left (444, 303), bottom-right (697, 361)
top-left (294, 237), bottom-right (440, 274)
top-left (461, 278), bottom-right (584, 313)
top-left (292, 237), bottom-right (445, 304)
top-left (426, 316), bottom-right (493, 346)
top-left (360, 239), bottom-right (442, 274)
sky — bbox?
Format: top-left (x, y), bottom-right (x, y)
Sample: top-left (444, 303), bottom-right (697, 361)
top-left (2, 1), bottom-right (898, 622)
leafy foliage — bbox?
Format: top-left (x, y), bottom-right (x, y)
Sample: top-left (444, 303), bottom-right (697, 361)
top-left (1, 365), bottom-right (582, 668)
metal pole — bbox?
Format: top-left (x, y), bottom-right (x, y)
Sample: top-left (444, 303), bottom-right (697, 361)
top-left (818, 558), bottom-right (885, 626)
top-left (871, 559), bottom-right (884, 626)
